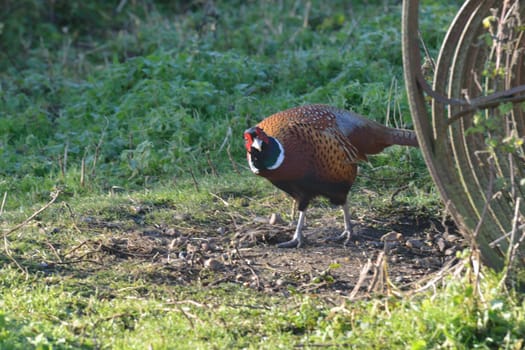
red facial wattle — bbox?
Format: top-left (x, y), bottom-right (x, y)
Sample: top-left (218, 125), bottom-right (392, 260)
top-left (244, 133), bottom-right (254, 152)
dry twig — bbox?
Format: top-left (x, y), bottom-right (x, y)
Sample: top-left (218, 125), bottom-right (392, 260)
top-left (226, 145), bottom-right (241, 175)
top-left (0, 192), bottom-right (7, 216)
top-left (4, 189), bottom-right (61, 237)
top-left (2, 189), bottom-right (61, 273)
top-left (348, 259), bottom-right (372, 300)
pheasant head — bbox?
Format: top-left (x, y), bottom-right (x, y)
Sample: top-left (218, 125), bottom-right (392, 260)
top-left (243, 126), bottom-right (284, 174)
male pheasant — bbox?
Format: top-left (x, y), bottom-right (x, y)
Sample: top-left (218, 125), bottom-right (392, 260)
top-left (244, 104), bottom-right (418, 248)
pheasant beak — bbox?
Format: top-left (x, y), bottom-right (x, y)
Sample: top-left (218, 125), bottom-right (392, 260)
top-left (251, 137), bottom-right (263, 152)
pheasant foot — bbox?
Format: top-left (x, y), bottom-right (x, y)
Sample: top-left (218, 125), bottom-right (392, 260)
top-left (326, 229), bottom-right (357, 246)
top-left (277, 237), bottom-right (303, 248)
top-left (278, 210), bottom-right (305, 248)
top-left (334, 203), bottom-right (356, 245)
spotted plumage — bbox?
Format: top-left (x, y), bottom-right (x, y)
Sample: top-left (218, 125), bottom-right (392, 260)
top-left (244, 104), bottom-right (418, 248)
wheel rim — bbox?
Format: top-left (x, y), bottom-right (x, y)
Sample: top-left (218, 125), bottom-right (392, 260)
top-left (403, 0), bottom-right (525, 270)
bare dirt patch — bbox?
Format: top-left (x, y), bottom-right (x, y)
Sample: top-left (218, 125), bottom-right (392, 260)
top-left (73, 205), bottom-right (464, 300)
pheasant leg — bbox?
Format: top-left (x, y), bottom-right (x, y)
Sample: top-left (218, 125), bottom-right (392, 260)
top-left (278, 210), bottom-right (306, 248)
top-left (290, 199), bottom-right (297, 222)
top-left (327, 203), bottom-right (355, 245)
top-left (288, 199), bottom-right (307, 228)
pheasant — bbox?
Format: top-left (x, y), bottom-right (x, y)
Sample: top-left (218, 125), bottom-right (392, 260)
top-left (244, 104), bottom-right (418, 248)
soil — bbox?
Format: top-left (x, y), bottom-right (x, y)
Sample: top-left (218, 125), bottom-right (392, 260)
top-left (77, 204), bottom-right (465, 300)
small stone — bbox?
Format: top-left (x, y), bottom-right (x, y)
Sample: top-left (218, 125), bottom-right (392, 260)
top-left (426, 257), bottom-right (442, 267)
top-left (186, 243), bottom-right (198, 253)
top-left (406, 239), bottom-right (424, 249)
top-left (445, 248), bottom-right (456, 256)
top-left (253, 216), bottom-right (268, 223)
top-left (204, 258), bottom-right (223, 271)
top-left (381, 231), bottom-right (402, 242)
top-left (165, 228), bottom-right (178, 236)
top-left (437, 237), bottom-right (446, 252)
top-left (81, 216), bottom-right (96, 224)
top-left (269, 213), bottom-right (284, 225)
top-left (174, 236), bottom-right (187, 246)
top-left (264, 286), bottom-right (274, 293)
top-left (444, 233), bottom-right (460, 242)
top-left (143, 229), bottom-right (161, 237)
top-left (130, 205), bottom-right (146, 214)
top-left (201, 241), bottom-right (217, 252)
top-left (391, 255), bottom-right (402, 263)
top-left (173, 213), bottom-right (190, 221)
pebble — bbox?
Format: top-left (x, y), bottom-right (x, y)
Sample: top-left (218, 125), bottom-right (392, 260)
top-left (204, 258), bottom-right (223, 271)
top-left (269, 213), bottom-right (285, 225)
top-left (172, 236), bottom-right (187, 247)
top-left (406, 239), bottom-right (424, 249)
top-left (130, 205), bottom-right (146, 214)
top-left (444, 233), bottom-right (461, 242)
top-left (381, 231), bottom-right (402, 242)
top-left (186, 243), bottom-right (198, 253)
top-left (173, 213), bottom-right (190, 221)
top-left (165, 228), bottom-right (178, 236)
top-left (437, 237), bottom-right (446, 252)
top-left (253, 216), bottom-right (268, 223)
top-left (445, 248), bottom-right (456, 256)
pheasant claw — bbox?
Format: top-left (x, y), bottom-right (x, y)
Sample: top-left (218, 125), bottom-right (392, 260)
top-left (326, 230), bottom-right (356, 245)
top-left (277, 237), bottom-right (303, 248)
top-left (278, 210), bottom-right (306, 248)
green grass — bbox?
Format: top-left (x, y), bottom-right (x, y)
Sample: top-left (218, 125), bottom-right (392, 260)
top-left (3, 275), bottom-right (523, 349)
top-left (1, 0), bottom-right (524, 349)
top-left (0, 0), bottom-right (454, 206)
top-left (0, 179), bottom-right (524, 349)
top-left (2, 278), bottom-right (522, 349)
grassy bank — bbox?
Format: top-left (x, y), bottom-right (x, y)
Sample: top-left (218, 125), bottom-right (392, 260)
top-left (0, 0), bottom-right (456, 205)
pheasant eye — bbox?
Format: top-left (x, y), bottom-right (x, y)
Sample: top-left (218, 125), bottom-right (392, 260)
top-left (255, 127), bottom-right (269, 143)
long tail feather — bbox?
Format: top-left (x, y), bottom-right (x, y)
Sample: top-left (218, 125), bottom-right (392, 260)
top-left (388, 129), bottom-right (418, 147)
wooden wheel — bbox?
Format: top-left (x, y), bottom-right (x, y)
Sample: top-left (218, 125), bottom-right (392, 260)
top-left (402, 0), bottom-right (525, 270)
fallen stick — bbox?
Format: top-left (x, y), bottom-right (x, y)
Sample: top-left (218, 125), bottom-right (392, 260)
top-left (3, 189), bottom-right (61, 237)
